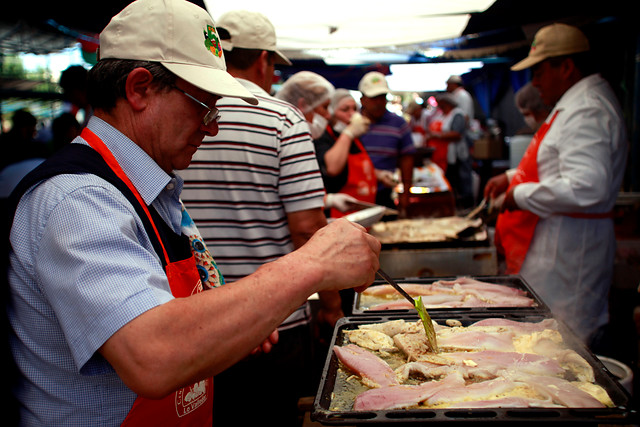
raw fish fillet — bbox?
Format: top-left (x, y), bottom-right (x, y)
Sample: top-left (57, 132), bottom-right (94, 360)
top-left (333, 344), bottom-right (399, 388)
top-left (353, 372), bottom-right (465, 411)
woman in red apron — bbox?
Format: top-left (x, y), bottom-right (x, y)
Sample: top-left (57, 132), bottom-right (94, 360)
top-left (323, 126), bottom-right (377, 218)
top-left (314, 90), bottom-right (377, 218)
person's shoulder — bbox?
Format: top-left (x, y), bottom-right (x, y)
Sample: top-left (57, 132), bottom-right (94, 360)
top-left (382, 111), bottom-right (408, 125)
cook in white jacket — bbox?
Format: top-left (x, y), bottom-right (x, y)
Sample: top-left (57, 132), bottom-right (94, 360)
top-left (484, 23), bottom-right (628, 347)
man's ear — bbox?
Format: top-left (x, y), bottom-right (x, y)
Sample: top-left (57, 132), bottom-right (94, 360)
top-left (258, 50), bottom-right (270, 78)
top-left (560, 57), bottom-right (576, 79)
top-left (125, 68), bottom-right (155, 111)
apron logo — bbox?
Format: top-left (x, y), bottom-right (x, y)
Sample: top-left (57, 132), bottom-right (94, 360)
top-left (175, 379), bottom-right (209, 417)
top-left (203, 25), bottom-right (222, 57)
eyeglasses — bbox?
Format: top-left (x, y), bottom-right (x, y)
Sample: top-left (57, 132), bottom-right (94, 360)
top-left (172, 86), bottom-right (220, 126)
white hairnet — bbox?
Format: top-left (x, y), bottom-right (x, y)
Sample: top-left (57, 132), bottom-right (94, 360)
top-left (328, 88), bottom-right (354, 115)
top-left (275, 71), bottom-right (335, 113)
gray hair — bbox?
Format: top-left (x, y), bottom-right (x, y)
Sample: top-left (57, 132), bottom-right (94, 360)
top-left (87, 59), bottom-right (176, 112)
top-left (515, 82), bottom-right (550, 113)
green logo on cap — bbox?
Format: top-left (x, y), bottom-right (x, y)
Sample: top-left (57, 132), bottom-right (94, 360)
top-left (204, 25), bottom-right (222, 57)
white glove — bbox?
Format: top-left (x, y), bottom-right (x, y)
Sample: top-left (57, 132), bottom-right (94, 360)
top-left (375, 169), bottom-right (398, 188)
top-left (343, 112), bottom-right (370, 139)
top-left (325, 193), bottom-right (358, 212)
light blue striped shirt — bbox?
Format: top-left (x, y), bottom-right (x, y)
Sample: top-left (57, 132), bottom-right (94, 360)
top-left (8, 117), bottom-right (183, 426)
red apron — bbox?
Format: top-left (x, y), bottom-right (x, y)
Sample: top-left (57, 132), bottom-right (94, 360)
top-left (326, 127), bottom-right (377, 218)
top-left (426, 120), bottom-right (449, 172)
top-left (494, 111), bottom-right (559, 273)
top-left (81, 129), bottom-right (213, 426)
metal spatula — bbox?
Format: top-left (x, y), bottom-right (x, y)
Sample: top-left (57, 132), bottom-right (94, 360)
top-left (376, 269), bottom-right (439, 353)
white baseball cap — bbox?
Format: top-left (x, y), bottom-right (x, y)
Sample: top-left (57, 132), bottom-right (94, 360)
top-left (358, 71), bottom-right (390, 98)
top-left (99, 0), bottom-right (258, 105)
top-left (216, 10), bottom-right (291, 66)
top-left (511, 23), bottom-right (590, 71)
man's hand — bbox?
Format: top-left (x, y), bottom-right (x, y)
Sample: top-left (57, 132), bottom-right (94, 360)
top-left (483, 173), bottom-right (509, 200)
top-left (249, 329), bottom-right (279, 356)
top-left (375, 169), bottom-right (397, 188)
top-left (295, 219), bottom-right (380, 294)
top-left (501, 187), bottom-right (519, 211)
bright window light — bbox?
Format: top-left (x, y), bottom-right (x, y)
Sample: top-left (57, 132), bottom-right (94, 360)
top-left (386, 62), bottom-right (484, 92)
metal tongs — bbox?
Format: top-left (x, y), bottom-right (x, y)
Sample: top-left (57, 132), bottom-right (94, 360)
top-left (376, 269), bottom-right (439, 353)
top-left (464, 197), bottom-right (487, 220)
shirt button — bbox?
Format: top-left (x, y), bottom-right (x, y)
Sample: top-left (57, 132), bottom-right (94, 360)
top-left (166, 182), bottom-right (175, 191)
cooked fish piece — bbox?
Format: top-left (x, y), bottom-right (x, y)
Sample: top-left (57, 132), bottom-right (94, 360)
top-left (345, 329), bottom-right (397, 352)
top-left (358, 319), bottom-right (412, 337)
top-left (394, 332), bottom-right (433, 360)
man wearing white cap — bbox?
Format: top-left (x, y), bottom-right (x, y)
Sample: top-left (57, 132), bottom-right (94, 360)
top-left (3, 1), bottom-right (380, 425)
top-left (358, 71), bottom-right (415, 214)
top-left (178, 10), bottom-right (338, 426)
top-left (484, 23), bottom-right (627, 348)
top-left (446, 74), bottom-right (474, 124)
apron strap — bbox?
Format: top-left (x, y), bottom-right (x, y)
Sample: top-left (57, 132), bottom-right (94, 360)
top-left (80, 128), bottom-right (171, 265)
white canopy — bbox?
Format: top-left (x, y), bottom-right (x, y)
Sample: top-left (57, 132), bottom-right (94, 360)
top-left (203, 0), bottom-right (496, 63)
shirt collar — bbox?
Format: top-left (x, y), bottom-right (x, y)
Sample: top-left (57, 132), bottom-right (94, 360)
top-left (236, 78), bottom-right (270, 97)
top-left (82, 116), bottom-right (172, 206)
top-left (554, 74), bottom-right (600, 111)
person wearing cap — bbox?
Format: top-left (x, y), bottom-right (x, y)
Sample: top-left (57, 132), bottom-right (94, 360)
top-left (357, 71), bottom-right (415, 214)
top-left (177, 11), bottom-right (340, 426)
top-left (313, 88), bottom-right (376, 218)
top-left (3, 1), bottom-right (381, 425)
top-left (483, 23), bottom-right (628, 348)
top-left (446, 75), bottom-right (475, 124)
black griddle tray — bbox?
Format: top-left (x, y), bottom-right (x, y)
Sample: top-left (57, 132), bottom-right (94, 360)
top-left (352, 275), bottom-right (550, 315)
top-left (312, 313), bottom-right (637, 425)
top-left (376, 223), bottom-right (491, 250)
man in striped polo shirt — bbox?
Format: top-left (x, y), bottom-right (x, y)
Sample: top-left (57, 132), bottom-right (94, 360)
top-left (178, 10), bottom-right (341, 426)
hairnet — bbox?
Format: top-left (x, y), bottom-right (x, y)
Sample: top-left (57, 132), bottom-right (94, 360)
top-left (275, 71), bottom-right (335, 113)
top-left (328, 88), bottom-right (354, 115)
top-left (515, 82), bottom-right (549, 113)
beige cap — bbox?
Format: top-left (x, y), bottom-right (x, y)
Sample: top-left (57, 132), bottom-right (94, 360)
top-left (511, 23), bottom-right (590, 71)
top-left (217, 10), bottom-right (291, 66)
top-left (99, 0), bottom-right (258, 105)
top-left (358, 71), bottom-right (390, 98)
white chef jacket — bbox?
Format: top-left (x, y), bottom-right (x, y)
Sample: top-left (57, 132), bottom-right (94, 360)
top-left (512, 74), bottom-right (628, 343)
